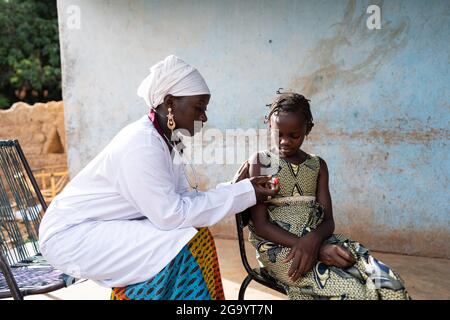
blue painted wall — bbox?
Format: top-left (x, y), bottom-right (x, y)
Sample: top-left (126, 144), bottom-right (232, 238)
top-left (58, 0), bottom-right (449, 257)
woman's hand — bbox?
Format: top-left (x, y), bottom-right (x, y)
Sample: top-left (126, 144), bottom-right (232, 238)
top-left (231, 160), bottom-right (250, 184)
top-left (319, 243), bottom-right (356, 268)
top-left (249, 176), bottom-right (279, 203)
top-left (283, 232), bottom-right (322, 282)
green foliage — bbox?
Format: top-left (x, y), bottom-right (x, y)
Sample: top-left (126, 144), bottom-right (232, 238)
top-left (0, 0), bottom-right (61, 109)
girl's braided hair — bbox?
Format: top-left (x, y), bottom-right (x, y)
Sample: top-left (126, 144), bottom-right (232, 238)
top-left (265, 88), bottom-right (314, 130)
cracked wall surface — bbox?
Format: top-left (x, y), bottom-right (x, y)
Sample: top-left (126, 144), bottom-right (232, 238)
top-left (57, 0), bottom-right (449, 258)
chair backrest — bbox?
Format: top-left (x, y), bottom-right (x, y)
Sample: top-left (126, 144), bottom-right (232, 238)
top-left (0, 140), bottom-right (47, 266)
top-left (235, 209), bottom-right (254, 275)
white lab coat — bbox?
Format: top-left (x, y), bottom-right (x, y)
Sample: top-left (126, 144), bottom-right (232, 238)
top-left (38, 115), bottom-right (256, 287)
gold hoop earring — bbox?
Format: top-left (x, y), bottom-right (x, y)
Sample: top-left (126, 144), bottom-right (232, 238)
top-left (167, 107), bottom-right (176, 133)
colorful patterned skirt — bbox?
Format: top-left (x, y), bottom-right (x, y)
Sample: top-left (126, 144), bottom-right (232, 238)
top-left (111, 227), bottom-right (225, 300)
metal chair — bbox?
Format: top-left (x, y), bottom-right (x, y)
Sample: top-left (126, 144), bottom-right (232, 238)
top-left (235, 209), bottom-right (287, 299)
top-left (0, 140), bottom-right (77, 300)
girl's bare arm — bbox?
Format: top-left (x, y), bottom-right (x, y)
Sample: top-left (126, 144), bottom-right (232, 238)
top-left (248, 153), bottom-right (299, 247)
top-left (312, 157), bottom-right (335, 242)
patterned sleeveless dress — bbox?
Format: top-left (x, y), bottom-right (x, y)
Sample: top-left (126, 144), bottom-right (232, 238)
top-left (249, 150), bottom-right (410, 300)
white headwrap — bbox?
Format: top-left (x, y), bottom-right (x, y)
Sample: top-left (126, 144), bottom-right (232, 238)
top-left (137, 55), bottom-right (210, 109)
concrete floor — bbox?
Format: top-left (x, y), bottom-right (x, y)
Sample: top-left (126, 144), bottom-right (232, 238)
top-left (5, 238), bottom-right (450, 300)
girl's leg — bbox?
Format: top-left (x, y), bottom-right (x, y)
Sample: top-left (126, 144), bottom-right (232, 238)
top-left (257, 241), bottom-right (409, 300)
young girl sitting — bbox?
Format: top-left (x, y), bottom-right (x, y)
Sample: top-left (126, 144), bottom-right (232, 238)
top-left (248, 91), bottom-right (410, 300)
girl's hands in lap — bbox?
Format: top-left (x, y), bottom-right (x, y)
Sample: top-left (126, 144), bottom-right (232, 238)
top-left (319, 243), bottom-right (356, 268)
top-left (283, 232), bottom-right (322, 282)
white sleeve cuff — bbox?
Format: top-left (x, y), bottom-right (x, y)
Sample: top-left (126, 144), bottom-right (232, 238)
top-left (229, 178), bottom-right (256, 213)
top-left (215, 180), bottom-right (232, 189)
